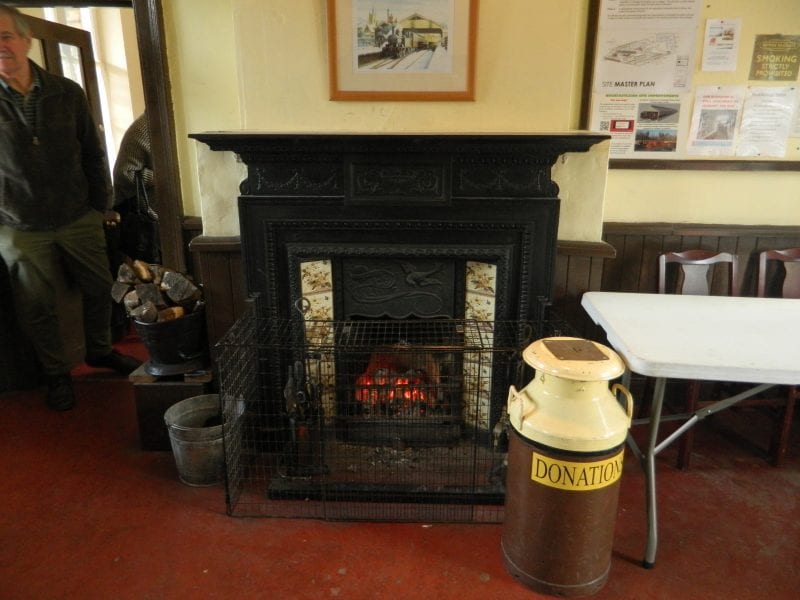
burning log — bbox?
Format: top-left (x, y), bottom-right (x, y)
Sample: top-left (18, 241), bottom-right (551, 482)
top-left (355, 344), bottom-right (440, 417)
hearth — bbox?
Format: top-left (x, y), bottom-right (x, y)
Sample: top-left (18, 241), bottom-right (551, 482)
top-left (192, 132), bottom-right (607, 520)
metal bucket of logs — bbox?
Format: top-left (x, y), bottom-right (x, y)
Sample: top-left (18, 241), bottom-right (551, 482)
top-left (134, 309), bottom-right (208, 376)
top-left (112, 259), bottom-right (209, 376)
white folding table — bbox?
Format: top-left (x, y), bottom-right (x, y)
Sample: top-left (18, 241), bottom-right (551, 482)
top-left (580, 291), bottom-right (800, 568)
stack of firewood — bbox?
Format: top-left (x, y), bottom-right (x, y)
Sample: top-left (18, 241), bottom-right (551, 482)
top-left (111, 259), bottom-right (204, 323)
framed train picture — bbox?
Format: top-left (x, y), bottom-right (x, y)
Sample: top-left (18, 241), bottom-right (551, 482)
top-left (327, 0), bottom-right (478, 101)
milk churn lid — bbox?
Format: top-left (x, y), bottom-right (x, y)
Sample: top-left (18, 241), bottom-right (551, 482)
top-left (522, 337), bottom-right (625, 381)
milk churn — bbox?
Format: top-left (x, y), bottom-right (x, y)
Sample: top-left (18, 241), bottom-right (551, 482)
top-left (501, 337), bottom-right (633, 596)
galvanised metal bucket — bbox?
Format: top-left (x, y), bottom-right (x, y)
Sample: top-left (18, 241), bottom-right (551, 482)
top-left (164, 394), bottom-right (223, 486)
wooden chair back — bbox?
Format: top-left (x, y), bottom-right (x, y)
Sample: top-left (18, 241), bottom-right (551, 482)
top-left (757, 248), bottom-right (800, 299)
top-left (658, 249), bottom-right (739, 296)
top-left (655, 248), bottom-right (794, 468)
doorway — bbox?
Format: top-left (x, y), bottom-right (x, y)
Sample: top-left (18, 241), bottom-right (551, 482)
top-left (0, 1), bottom-right (183, 392)
top-left (10, 0), bottom-right (184, 271)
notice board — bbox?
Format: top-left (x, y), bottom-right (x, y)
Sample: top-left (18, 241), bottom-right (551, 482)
top-left (582, 0), bottom-right (800, 170)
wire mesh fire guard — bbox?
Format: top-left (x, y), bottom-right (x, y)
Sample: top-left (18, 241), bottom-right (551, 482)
top-left (215, 307), bottom-right (570, 522)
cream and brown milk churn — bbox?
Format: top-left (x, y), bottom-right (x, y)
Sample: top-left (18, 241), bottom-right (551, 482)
top-left (501, 337), bottom-right (633, 596)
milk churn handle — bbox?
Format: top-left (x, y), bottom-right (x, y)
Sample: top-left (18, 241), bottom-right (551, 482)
top-left (611, 383), bottom-right (634, 426)
top-left (507, 385), bottom-right (536, 427)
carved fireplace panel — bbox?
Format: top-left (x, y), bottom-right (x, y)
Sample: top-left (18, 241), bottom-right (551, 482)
top-left (193, 133), bottom-right (607, 520)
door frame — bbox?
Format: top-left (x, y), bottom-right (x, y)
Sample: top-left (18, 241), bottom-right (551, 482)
top-left (131, 0), bottom-right (184, 271)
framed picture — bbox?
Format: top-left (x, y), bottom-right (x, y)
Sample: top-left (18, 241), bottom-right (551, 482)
top-left (327, 0), bottom-right (478, 101)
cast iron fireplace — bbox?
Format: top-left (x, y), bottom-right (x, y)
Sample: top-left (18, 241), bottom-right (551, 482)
top-left (192, 132), bottom-right (607, 521)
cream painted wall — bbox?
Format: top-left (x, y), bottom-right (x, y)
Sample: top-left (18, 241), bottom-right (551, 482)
top-left (605, 169), bottom-right (800, 223)
top-left (232, 0), bottom-right (582, 131)
top-left (166, 1), bottom-right (800, 233)
top-left (162, 0), bottom-right (241, 219)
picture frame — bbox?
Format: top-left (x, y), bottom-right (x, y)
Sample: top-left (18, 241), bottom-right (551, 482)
top-left (327, 0), bottom-right (478, 101)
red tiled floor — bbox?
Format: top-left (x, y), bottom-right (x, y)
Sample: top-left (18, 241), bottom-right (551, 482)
top-left (1, 338), bottom-right (798, 599)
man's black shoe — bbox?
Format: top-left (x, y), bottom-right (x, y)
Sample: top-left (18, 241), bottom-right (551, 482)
top-left (85, 350), bottom-right (142, 375)
top-left (47, 374), bottom-right (75, 411)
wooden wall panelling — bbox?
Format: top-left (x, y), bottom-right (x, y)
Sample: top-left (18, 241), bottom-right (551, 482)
top-left (639, 234), bottom-right (664, 292)
top-left (720, 234), bottom-right (747, 295)
top-left (552, 255), bottom-right (569, 311)
top-left (737, 235), bottom-right (760, 296)
top-left (602, 223), bottom-right (800, 302)
top-left (553, 253), bottom-right (590, 332)
top-left (182, 216), bottom-right (204, 280)
top-left (180, 222), bottom-right (800, 372)
top-left (597, 233), bottom-right (624, 294)
top-left (188, 236), bottom-right (248, 349)
top-left (554, 241), bottom-right (615, 337)
top-left (620, 234), bottom-right (646, 292)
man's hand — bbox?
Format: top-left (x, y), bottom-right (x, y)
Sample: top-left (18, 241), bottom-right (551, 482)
top-left (103, 210), bottom-right (121, 228)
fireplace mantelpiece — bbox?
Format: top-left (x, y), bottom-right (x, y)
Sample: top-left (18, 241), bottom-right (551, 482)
top-left (189, 132), bottom-right (609, 324)
top-left (193, 132), bottom-right (609, 520)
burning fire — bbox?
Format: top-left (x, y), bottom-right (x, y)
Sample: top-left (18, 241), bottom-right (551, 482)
top-left (355, 346), bottom-right (440, 417)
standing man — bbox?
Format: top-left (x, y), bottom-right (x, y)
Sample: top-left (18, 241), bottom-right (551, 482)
top-left (0, 5), bottom-right (140, 410)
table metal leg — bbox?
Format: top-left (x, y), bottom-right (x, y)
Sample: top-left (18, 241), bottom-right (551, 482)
top-left (637, 379), bottom-right (774, 568)
top-left (622, 369), bottom-right (644, 463)
top-left (643, 376), bottom-right (666, 569)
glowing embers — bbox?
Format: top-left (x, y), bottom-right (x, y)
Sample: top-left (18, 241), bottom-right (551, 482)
top-left (354, 343), bottom-right (442, 418)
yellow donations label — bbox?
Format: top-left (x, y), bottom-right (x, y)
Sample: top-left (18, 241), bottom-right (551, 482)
top-left (530, 451), bottom-right (624, 491)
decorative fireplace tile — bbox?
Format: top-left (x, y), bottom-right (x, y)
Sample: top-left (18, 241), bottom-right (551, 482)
top-left (464, 262), bottom-right (497, 430)
top-left (300, 260), bottom-right (336, 416)
top-left (465, 261), bottom-right (497, 322)
top-left (300, 260), bottom-right (333, 320)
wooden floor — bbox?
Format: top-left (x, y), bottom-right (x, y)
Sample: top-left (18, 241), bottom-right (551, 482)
top-left (1, 334), bottom-right (799, 599)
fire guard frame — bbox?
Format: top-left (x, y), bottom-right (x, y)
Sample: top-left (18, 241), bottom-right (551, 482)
top-left (216, 312), bottom-right (560, 521)
top-left (190, 132), bottom-right (609, 521)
